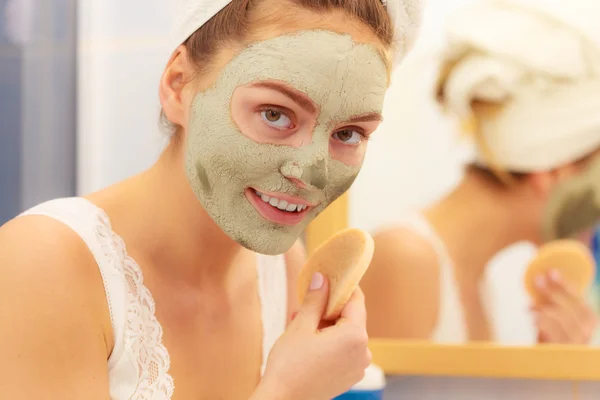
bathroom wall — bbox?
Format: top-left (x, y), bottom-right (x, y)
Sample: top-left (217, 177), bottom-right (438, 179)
top-left (76, 0), bottom-right (173, 194)
top-left (0, 0), bottom-right (77, 223)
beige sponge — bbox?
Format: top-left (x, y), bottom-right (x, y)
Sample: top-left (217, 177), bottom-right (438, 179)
top-left (297, 228), bottom-right (374, 320)
top-left (525, 239), bottom-right (595, 303)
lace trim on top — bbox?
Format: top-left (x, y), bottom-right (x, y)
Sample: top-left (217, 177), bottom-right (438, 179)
top-left (94, 209), bottom-right (175, 399)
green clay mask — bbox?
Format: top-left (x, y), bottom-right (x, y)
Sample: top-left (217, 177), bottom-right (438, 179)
top-left (184, 30), bottom-right (388, 255)
top-left (542, 155), bottom-right (600, 241)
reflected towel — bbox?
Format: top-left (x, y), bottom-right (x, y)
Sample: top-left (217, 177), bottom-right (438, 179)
top-left (435, 0), bottom-right (600, 172)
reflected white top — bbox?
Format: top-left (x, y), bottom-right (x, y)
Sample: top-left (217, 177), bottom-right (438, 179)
top-left (386, 212), bottom-right (495, 343)
top-left (395, 212), bottom-right (467, 342)
top-left (21, 197), bottom-right (288, 400)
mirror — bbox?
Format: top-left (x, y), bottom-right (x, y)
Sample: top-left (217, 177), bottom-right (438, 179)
top-left (350, 0), bottom-right (600, 349)
top-left (305, 0), bottom-right (600, 357)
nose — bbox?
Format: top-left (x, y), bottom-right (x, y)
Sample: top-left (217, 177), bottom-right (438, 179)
top-left (280, 159), bottom-right (329, 191)
top-left (280, 134), bottom-right (330, 190)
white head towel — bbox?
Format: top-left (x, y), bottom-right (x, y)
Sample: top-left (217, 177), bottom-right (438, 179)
top-left (169, 0), bottom-right (423, 68)
top-left (436, 0), bottom-right (600, 172)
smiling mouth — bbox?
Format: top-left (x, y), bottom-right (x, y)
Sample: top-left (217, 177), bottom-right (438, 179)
top-left (245, 188), bottom-right (315, 226)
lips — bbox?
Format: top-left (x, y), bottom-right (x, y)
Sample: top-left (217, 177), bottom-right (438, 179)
top-left (254, 189), bottom-right (311, 212)
top-left (245, 188), bottom-right (317, 226)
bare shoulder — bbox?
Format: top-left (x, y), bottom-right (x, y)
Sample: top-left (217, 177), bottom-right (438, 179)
top-left (361, 226), bottom-right (441, 339)
top-left (370, 226), bottom-right (440, 275)
top-left (0, 214), bottom-right (107, 295)
top-left (284, 239), bottom-right (307, 324)
top-left (0, 215), bottom-right (111, 398)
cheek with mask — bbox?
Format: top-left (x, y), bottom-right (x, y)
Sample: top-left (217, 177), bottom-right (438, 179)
top-left (183, 31), bottom-right (388, 255)
top-left (541, 155), bottom-right (600, 243)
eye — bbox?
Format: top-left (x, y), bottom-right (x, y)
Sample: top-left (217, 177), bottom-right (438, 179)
top-left (260, 108), bottom-right (293, 130)
top-left (332, 129), bottom-right (364, 145)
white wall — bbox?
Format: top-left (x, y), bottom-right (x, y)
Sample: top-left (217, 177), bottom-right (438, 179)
top-left (77, 0), bottom-right (173, 194)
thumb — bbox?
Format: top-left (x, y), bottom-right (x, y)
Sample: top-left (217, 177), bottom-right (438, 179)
top-left (295, 272), bottom-right (329, 331)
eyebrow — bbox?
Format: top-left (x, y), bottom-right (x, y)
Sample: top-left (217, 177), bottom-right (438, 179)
top-left (249, 81), bottom-right (383, 123)
top-left (250, 81), bottom-right (318, 115)
top-left (346, 112), bottom-right (383, 124)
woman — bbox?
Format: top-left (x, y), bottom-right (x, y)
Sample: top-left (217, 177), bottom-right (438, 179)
top-left (363, 0), bottom-right (600, 345)
top-left (0, 0), bottom-right (420, 398)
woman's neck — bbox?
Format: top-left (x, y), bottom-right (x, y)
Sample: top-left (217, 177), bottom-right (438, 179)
top-left (423, 170), bottom-right (541, 280)
top-left (87, 144), bottom-right (249, 288)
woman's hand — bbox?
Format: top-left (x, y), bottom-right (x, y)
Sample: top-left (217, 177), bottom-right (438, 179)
top-left (531, 269), bottom-right (598, 345)
top-left (253, 273), bottom-right (370, 400)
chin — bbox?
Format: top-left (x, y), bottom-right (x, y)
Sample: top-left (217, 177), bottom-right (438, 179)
top-left (235, 233), bottom-right (298, 256)
top-left (226, 220), bottom-right (303, 255)
top-left (235, 207), bottom-right (323, 255)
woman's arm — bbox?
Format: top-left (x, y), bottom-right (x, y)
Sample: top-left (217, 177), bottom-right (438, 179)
top-left (0, 216), bottom-right (112, 399)
top-left (361, 228), bottom-right (441, 339)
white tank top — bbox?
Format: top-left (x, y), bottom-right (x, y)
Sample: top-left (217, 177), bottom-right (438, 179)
top-left (20, 197), bottom-right (288, 400)
top-left (383, 212), bottom-right (495, 343)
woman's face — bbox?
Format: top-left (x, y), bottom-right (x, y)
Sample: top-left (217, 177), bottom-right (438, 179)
top-left (178, 19), bottom-right (389, 255)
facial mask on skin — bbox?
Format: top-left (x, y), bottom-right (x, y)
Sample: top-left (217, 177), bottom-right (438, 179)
top-left (184, 30), bottom-right (388, 255)
top-left (542, 155), bottom-right (600, 241)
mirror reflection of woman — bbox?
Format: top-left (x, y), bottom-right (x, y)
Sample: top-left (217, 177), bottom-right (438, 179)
top-left (363, 0), bottom-right (600, 345)
top-left (0, 0), bottom-right (421, 398)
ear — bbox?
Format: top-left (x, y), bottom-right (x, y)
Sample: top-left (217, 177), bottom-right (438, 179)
top-left (159, 45), bottom-right (193, 127)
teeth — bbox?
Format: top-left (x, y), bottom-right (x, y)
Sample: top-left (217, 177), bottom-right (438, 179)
top-left (254, 189), bottom-right (308, 212)
top-left (277, 200), bottom-right (289, 210)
